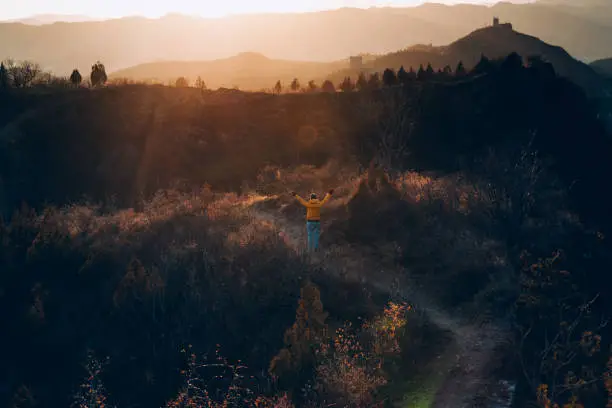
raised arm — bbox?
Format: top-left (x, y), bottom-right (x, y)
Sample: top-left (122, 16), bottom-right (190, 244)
top-left (291, 192), bottom-right (309, 207)
top-left (320, 189), bottom-right (334, 205)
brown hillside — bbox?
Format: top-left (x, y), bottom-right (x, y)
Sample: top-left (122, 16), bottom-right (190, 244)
top-left (330, 24), bottom-right (608, 98)
top-left (110, 52), bottom-right (345, 90)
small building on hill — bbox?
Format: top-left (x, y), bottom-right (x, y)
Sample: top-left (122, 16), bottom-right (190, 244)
top-left (492, 16), bottom-right (513, 30)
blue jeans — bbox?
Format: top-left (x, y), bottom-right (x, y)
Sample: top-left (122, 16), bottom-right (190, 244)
top-left (306, 221), bottom-right (321, 252)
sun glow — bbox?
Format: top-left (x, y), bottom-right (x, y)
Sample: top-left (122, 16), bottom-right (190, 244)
top-left (4, 0), bottom-right (505, 20)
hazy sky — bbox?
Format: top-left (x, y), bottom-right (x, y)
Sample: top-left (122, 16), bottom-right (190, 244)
top-left (5, 1), bottom-right (530, 20)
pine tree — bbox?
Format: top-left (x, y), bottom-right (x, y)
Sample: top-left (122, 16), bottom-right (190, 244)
top-left (417, 64), bottom-right (426, 81)
top-left (69, 69), bottom-right (82, 86)
top-left (382, 68), bottom-right (396, 87)
top-left (367, 72), bottom-right (381, 89)
top-left (455, 60), bottom-right (466, 77)
top-left (425, 63), bottom-right (435, 79)
top-left (274, 80), bottom-right (282, 94)
top-left (501, 52), bottom-right (524, 72)
top-left (339, 76), bottom-right (354, 92)
top-left (472, 54), bottom-right (494, 75)
top-left (356, 72), bottom-right (368, 91)
top-left (397, 65), bottom-right (409, 84)
top-left (290, 78), bottom-right (300, 92)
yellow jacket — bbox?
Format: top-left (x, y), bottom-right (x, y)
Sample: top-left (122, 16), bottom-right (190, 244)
top-left (294, 193), bottom-right (331, 221)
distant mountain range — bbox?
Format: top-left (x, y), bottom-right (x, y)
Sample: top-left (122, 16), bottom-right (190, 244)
top-left (1, 1), bottom-right (611, 75)
top-left (112, 23), bottom-right (609, 97)
top-left (536, 0), bottom-right (610, 6)
top-left (7, 14), bottom-right (100, 25)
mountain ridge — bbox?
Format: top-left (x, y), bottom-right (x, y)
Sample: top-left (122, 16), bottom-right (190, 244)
top-left (6, 14), bottom-right (100, 25)
top-left (1, 2), bottom-right (611, 75)
top-left (112, 24), bottom-right (608, 97)
top-left (332, 23), bottom-right (608, 97)
top-left (110, 52), bottom-right (346, 89)
top-left (590, 58), bottom-right (612, 78)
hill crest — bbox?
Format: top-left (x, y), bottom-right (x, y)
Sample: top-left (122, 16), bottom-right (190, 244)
top-left (2, 2), bottom-right (612, 75)
top-left (327, 23), bottom-right (609, 98)
top-left (590, 58), bottom-right (612, 77)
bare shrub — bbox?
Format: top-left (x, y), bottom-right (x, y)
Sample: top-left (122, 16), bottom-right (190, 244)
top-left (165, 345), bottom-right (289, 408)
top-left (72, 351), bottom-right (115, 408)
top-left (314, 302), bottom-right (410, 407)
top-left (315, 324), bottom-right (387, 407)
top-left (518, 251), bottom-right (609, 408)
top-left (2, 59), bottom-right (42, 88)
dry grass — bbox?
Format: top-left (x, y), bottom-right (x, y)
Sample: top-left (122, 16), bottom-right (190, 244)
top-left (3, 155), bottom-right (606, 407)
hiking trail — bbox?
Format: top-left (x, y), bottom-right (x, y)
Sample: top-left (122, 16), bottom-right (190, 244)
top-left (236, 194), bottom-right (515, 408)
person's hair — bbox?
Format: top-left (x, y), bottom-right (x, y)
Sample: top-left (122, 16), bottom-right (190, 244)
top-left (310, 193), bottom-right (317, 200)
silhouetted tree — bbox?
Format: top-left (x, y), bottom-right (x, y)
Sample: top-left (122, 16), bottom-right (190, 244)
top-left (290, 78), bottom-right (300, 92)
top-left (472, 54), bottom-right (494, 75)
top-left (382, 68), bottom-right (396, 87)
top-left (397, 65), bottom-right (409, 84)
top-left (0, 63), bottom-right (8, 89)
top-left (195, 76), bottom-right (207, 90)
top-left (6, 60), bottom-right (41, 88)
top-left (69, 69), bottom-right (82, 86)
top-left (438, 65), bottom-right (452, 81)
top-left (339, 76), bottom-right (354, 92)
top-left (527, 55), bottom-right (556, 80)
top-left (356, 72), bottom-right (368, 91)
top-left (307, 80), bottom-right (317, 91)
top-left (501, 52), bottom-right (524, 72)
top-left (425, 63), bottom-right (435, 79)
top-left (90, 61), bottom-right (107, 87)
top-left (408, 66), bottom-right (417, 80)
top-left (175, 77), bottom-right (189, 87)
top-left (455, 60), bottom-right (466, 77)
top-left (417, 64), bottom-right (426, 81)
top-left (367, 72), bottom-right (381, 89)
top-left (274, 80), bottom-right (282, 94)
top-left (321, 80), bottom-right (335, 93)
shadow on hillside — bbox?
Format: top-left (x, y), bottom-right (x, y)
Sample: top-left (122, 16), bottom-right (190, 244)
top-left (0, 191), bottom-right (381, 407)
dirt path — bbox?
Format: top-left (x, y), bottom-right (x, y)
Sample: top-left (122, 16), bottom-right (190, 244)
top-left (236, 195), bottom-right (513, 408)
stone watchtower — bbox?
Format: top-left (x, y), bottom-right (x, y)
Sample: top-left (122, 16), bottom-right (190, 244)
top-left (492, 16), bottom-right (512, 30)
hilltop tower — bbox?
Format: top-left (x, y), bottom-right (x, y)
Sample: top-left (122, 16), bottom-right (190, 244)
top-left (492, 16), bottom-right (512, 30)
